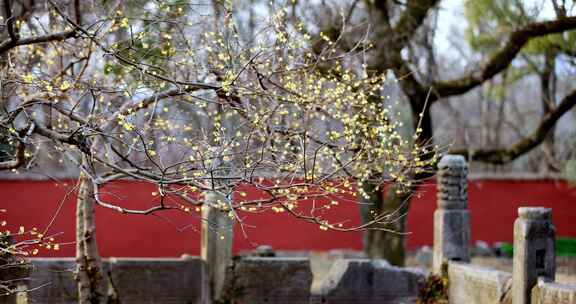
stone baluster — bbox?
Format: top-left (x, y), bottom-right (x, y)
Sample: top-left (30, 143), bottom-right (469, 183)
top-left (433, 154), bottom-right (470, 274)
top-left (512, 207), bottom-right (555, 304)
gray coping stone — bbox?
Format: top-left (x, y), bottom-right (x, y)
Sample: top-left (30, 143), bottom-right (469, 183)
top-left (312, 259), bottom-right (427, 304)
top-left (437, 155), bottom-right (468, 171)
top-left (27, 257), bottom-right (204, 304)
top-left (448, 261), bottom-right (512, 304)
top-left (518, 208), bottom-right (551, 221)
top-left (531, 278), bottom-right (576, 304)
top-left (224, 257), bottom-right (312, 304)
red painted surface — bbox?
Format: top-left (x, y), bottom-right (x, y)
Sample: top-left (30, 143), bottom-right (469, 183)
top-left (1, 179), bottom-right (575, 257)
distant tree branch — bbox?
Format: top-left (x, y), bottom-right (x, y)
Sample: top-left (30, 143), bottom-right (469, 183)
top-left (31, 119), bottom-right (90, 155)
top-left (0, 141), bottom-right (24, 170)
top-left (2, 0), bottom-right (17, 41)
top-left (451, 89), bottom-right (576, 164)
top-left (101, 87), bottom-right (206, 130)
top-left (392, 0), bottom-right (440, 50)
top-left (0, 0), bottom-right (78, 54)
top-left (392, 58), bottom-right (428, 102)
top-left (431, 16), bottom-right (576, 100)
top-left (0, 30), bottom-right (78, 55)
top-left (369, 0), bottom-right (438, 71)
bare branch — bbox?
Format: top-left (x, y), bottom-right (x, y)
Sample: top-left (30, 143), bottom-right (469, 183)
top-left (391, 0), bottom-right (440, 50)
top-left (2, 0), bottom-right (17, 41)
top-left (431, 16), bottom-right (576, 100)
top-left (0, 141), bottom-right (24, 170)
top-left (451, 89), bottom-right (576, 164)
top-left (0, 29), bottom-right (77, 55)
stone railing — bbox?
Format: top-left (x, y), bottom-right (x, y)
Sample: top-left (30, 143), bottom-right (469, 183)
top-left (531, 278), bottom-right (576, 303)
top-left (25, 257), bottom-right (203, 304)
top-left (20, 256), bottom-right (427, 304)
top-left (3, 154), bottom-right (575, 304)
top-left (310, 259), bottom-right (426, 303)
top-left (434, 155), bottom-right (576, 304)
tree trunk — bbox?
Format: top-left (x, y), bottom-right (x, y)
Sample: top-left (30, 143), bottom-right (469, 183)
top-left (360, 95), bottom-right (433, 266)
top-left (76, 167), bottom-right (106, 304)
top-left (360, 182), bottom-right (413, 266)
top-left (540, 50), bottom-right (557, 171)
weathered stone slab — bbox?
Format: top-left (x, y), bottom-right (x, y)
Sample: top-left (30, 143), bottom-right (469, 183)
top-left (0, 248), bottom-right (31, 304)
top-left (223, 257), bottom-right (312, 303)
top-left (448, 261), bottom-right (512, 304)
top-left (27, 257), bottom-right (204, 304)
top-left (531, 278), bottom-right (576, 304)
top-left (108, 257), bottom-right (203, 304)
top-left (27, 258), bottom-right (77, 303)
top-left (313, 259), bottom-right (426, 304)
top-left (433, 209), bottom-right (470, 273)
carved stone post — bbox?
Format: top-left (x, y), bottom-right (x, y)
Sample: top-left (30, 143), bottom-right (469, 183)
top-left (201, 191), bottom-right (234, 303)
top-left (433, 155), bottom-right (470, 274)
top-left (512, 207), bottom-right (555, 304)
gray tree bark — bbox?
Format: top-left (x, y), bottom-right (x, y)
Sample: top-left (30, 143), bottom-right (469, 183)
top-left (360, 182), bottom-right (413, 266)
top-left (75, 161), bottom-right (107, 304)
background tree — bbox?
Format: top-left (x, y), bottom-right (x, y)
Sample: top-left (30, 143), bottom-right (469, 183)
top-left (289, 0), bottom-right (576, 265)
top-left (461, 0), bottom-right (576, 172)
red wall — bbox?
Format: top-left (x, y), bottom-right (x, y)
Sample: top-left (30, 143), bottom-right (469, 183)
top-left (1, 179), bottom-right (575, 257)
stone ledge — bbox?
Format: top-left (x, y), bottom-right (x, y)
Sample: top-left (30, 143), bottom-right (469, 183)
top-left (223, 257), bottom-right (313, 303)
top-left (448, 261), bottom-right (512, 304)
top-left (312, 259), bottom-right (426, 304)
top-left (531, 277), bottom-right (576, 304)
top-left (27, 257), bottom-right (203, 304)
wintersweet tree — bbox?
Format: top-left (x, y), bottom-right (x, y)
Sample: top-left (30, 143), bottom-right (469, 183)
top-left (0, 1), bottom-right (436, 302)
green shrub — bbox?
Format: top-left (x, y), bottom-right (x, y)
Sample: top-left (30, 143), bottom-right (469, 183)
top-left (497, 237), bottom-right (576, 257)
